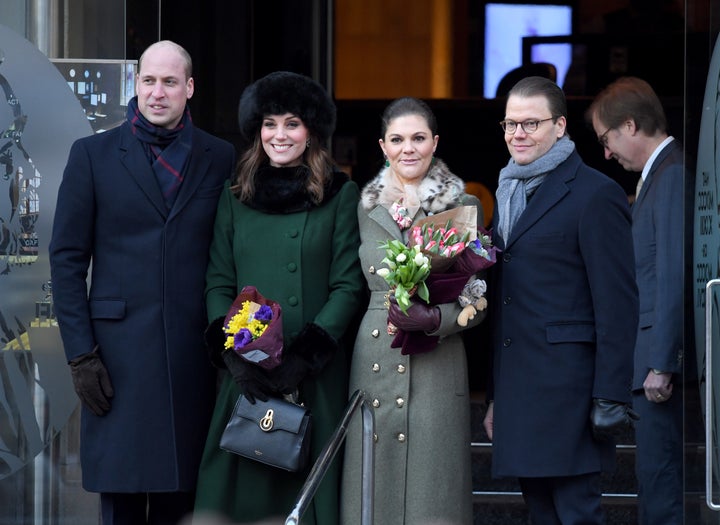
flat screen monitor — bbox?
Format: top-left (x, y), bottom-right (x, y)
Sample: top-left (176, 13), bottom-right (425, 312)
top-left (484, 2), bottom-right (573, 98)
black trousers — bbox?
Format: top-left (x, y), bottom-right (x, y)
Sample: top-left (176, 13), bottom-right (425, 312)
top-left (100, 491), bottom-right (195, 525)
top-left (518, 472), bottom-right (603, 525)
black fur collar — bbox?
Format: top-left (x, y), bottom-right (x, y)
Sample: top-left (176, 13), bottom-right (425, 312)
top-left (245, 164), bottom-right (349, 214)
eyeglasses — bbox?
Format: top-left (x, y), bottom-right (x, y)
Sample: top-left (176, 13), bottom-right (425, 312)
top-left (499, 118), bottom-right (554, 134)
top-left (597, 127), bottom-right (613, 148)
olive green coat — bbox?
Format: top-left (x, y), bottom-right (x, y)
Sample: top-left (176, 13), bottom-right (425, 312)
top-left (195, 177), bottom-right (365, 524)
top-left (341, 162), bottom-right (485, 525)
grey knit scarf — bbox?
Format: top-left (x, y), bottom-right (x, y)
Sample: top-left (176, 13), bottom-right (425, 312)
top-left (496, 136), bottom-right (575, 242)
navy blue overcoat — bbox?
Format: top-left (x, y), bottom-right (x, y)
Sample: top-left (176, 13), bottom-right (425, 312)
top-left (489, 150), bottom-right (638, 478)
top-left (49, 120), bottom-right (234, 492)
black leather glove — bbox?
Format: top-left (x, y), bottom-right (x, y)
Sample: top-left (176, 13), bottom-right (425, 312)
top-left (222, 349), bottom-right (275, 404)
top-left (69, 347), bottom-right (114, 416)
top-left (590, 398), bottom-right (639, 442)
top-left (272, 323), bottom-right (338, 395)
top-left (388, 298), bottom-right (441, 333)
top-left (204, 316), bottom-right (227, 369)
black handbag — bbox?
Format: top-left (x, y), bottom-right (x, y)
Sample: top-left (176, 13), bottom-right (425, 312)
top-left (219, 394), bottom-right (312, 472)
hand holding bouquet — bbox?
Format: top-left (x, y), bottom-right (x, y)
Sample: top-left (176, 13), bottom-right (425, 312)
top-left (223, 285), bottom-right (284, 370)
top-left (377, 206), bottom-right (499, 354)
top-left (376, 240), bottom-right (431, 314)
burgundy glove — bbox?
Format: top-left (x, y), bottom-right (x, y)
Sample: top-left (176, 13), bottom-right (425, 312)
top-left (388, 299), bottom-right (441, 333)
top-left (69, 347), bottom-right (114, 416)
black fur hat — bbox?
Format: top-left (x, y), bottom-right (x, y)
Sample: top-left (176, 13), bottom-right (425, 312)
top-left (238, 71), bottom-right (336, 142)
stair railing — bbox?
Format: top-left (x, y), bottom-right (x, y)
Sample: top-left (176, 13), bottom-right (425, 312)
top-left (705, 279), bottom-right (720, 511)
top-left (285, 389), bottom-right (375, 525)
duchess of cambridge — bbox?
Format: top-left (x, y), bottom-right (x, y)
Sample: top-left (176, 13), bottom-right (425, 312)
top-left (194, 71), bottom-right (365, 524)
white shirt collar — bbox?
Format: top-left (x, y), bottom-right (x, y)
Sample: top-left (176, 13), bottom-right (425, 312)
top-left (641, 136), bottom-right (675, 181)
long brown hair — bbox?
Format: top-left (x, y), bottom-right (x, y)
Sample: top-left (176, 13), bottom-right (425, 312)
top-left (231, 130), bottom-right (334, 204)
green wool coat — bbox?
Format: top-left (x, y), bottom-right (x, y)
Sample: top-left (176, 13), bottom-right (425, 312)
top-left (194, 177), bottom-right (365, 524)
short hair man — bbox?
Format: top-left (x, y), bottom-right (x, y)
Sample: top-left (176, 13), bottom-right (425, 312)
top-left (49, 40), bottom-right (235, 524)
top-left (587, 76), bottom-right (684, 525)
top-left (484, 76), bottom-right (639, 524)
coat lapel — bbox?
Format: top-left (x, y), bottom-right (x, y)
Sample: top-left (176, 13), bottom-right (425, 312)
top-left (504, 152), bottom-right (578, 248)
top-left (118, 124), bottom-right (168, 218)
top-left (632, 140), bottom-right (678, 216)
top-left (368, 204), bottom-right (405, 240)
top-left (118, 126), bottom-right (212, 221)
top-left (168, 132), bottom-right (210, 220)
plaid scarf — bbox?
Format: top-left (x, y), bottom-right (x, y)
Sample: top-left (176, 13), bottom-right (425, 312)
top-left (127, 96), bottom-right (193, 209)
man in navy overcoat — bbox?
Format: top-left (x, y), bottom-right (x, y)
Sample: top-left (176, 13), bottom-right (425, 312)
top-left (483, 76), bottom-right (638, 524)
top-left (49, 40), bottom-right (234, 524)
top-left (588, 76), bottom-right (684, 525)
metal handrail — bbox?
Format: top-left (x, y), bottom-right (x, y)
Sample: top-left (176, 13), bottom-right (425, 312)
top-left (285, 389), bottom-right (375, 525)
top-left (706, 279), bottom-right (720, 511)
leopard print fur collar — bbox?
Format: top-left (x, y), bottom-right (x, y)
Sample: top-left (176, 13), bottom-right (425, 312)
top-left (360, 158), bottom-right (465, 213)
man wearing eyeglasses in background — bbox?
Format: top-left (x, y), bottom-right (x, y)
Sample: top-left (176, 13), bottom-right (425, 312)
top-left (482, 76), bottom-right (639, 525)
top-left (586, 76), bottom-right (684, 525)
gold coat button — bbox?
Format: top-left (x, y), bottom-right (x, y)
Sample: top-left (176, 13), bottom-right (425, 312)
top-left (372, 363), bottom-right (380, 372)
top-left (368, 266), bottom-right (376, 274)
top-left (371, 329), bottom-right (380, 338)
top-left (372, 399), bottom-right (380, 408)
top-left (396, 397), bottom-right (405, 407)
top-left (397, 364), bottom-right (406, 373)
top-left (397, 433), bottom-right (406, 442)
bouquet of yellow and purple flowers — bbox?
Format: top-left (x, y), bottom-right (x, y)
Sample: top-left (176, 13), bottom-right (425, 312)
top-left (223, 285), bottom-right (284, 370)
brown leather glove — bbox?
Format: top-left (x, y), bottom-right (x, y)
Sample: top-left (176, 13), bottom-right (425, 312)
top-left (69, 347), bottom-right (114, 416)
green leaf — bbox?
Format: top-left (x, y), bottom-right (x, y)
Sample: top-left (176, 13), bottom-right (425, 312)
top-left (417, 282), bottom-right (430, 303)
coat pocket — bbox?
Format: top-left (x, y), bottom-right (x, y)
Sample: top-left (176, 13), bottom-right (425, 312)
top-left (638, 310), bottom-right (653, 330)
top-left (546, 321), bottom-right (595, 343)
top-left (89, 298), bottom-right (126, 319)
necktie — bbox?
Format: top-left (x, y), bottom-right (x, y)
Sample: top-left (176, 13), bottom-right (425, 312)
top-left (635, 176), bottom-right (644, 197)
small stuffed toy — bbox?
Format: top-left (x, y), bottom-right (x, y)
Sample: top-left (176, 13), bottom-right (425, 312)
top-left (457, 278), bottom-right (488, 326)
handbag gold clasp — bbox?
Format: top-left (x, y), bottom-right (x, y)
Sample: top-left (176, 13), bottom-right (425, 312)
top-left (259, 409), bottom-right (274, 431)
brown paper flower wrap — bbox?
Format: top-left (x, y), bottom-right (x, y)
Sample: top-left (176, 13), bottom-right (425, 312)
top-left (379, 206), bottom-right (500, 355)
top-left (223, 285), bottom-right (284, 370)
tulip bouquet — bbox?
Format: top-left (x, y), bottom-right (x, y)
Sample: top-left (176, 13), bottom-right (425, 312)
top-left (223, 285), bottom-right (284, 370)
top-left (377, 205), bottom-right (500, 354)
top-left (377, 239), bottom-right (431, 314)
top-left (409, 217), bottom-right (473, 272)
